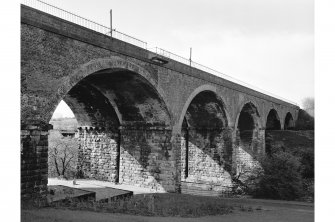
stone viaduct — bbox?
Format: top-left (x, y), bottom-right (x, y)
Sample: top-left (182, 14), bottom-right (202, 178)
top-left (21, 5), bottom-right (299, 198)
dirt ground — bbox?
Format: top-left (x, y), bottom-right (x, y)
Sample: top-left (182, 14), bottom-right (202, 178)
top-left (22, 201), bottom-right (314, 222)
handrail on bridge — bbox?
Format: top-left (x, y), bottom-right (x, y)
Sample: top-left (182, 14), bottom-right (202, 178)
top-left (21, 0), bottom-right (298, 106)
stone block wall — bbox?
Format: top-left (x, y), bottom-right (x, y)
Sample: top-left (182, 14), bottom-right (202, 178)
top-left (119, 127), bottom-right (175, 192)
top-left (77, 126), bottom-right (176, 192)
top-left (77, 127), bottom-right (119, 181)
top-left (21, 124), bottom-right (50, 200)
top-left (233, 129), bottom-right (265, 182)
top-left (180, 128), bottom-right (233, 193)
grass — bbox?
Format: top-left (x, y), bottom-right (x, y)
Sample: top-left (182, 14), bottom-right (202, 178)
top-left (23, 193), bottom-right (237, 217)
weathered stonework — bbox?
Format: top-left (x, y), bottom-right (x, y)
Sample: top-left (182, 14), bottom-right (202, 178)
top-left (119, 127), bottom-right (175, 192)
top-left (233, 129), bottom-right (265, 183)
top-left (76, 126), bottom-right (176, 192)
top-left (180, 128), bottom-right (234, 193)
top-left (77, 127), bottom-right (119, 181)
top-left (21, 124), bottom-right (51, 200)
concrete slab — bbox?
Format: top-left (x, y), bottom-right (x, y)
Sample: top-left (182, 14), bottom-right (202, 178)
top-left (48, 178), bottom-right (166, 201)
top-left (47, 185), bottom-right (95, 202)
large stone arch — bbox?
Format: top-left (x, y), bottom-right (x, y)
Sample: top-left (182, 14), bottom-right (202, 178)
top-left (233, 101), bottom-right (264, 182)
top-left (21, 56), bottom-right (179, 199)
top-left (265, 108), bottom-right (282, 155)
top-left (177, 85), bottom-right (234, 193)
top-left (45, 56), bottom-right (172, 125)
top-left (284, 112), bottom-right (295, 130)
top-left (176, 84), bottom-right (232, 133)
top-left (56, 58), bottom-right (175, 191)
top-left (234, 100), bottom-right (262, 131)
top-left (265, 109), bottom-right (281, 130)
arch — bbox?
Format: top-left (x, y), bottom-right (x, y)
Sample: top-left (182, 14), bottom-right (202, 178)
top-left (284, 112), bottom-right (294, 130)
top-left (265, 109), bottom-right (281, 155)
top-left (179, 87), bottom-right (233, 182)
top-left (183, 90), bottom-right (228, 129)
top-left (177, 85), bottom-right (231, 133)
top-left (46, 56), bottom-right (172, 125)
top-left (265, 109), bottom-right (281, 130)
top-left (46, 57), bottom-right (174, 190)
top-left (234, 101), bottom-right (261, 131)
top-left (62, 80), bottom-right (120, 129)
top-left (234, 102), bottom-right (262, 156)
top-left (82, 70), bottom-right (171, 127)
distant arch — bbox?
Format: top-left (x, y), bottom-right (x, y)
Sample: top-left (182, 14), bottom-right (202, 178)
top-left (234, 101), bottom-right (261, 131)
top-left (266, 109), bottom-right (281, 130)
top-left (265, 109), bottom-right (281, 155)
top-left (177, 85), bottom-right (231, 133)
top-left (235, 102), bottom-right (262, 155)
top-left (180, 87), bottom-right (232, 180)
top-left (284, 112), bottom-right (294, 130)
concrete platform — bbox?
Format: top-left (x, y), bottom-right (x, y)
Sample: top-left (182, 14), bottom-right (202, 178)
top-left (48, 178), bottom-right (165, 201)
top-left (47, 185), bottom-right (96, 202)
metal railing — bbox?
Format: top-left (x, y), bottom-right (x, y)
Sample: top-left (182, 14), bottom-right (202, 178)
top-left (21, 0), bottom-right (147, 49)
top-left (21, 0), bottom-right (297, 106)
top-left (149, 48), bottom-right (297, 105)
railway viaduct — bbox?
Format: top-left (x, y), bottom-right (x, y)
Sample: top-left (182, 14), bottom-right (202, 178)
top-left (21, 5), bottom-right (299, 198)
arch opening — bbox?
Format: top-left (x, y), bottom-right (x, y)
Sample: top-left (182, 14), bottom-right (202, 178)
top-left (48, 100), bottom-right (79, 180)
top-left (284, 112), bottom-right (294, 130)
top-left (237, 102), bottom-right (259, 150)
top-left (180, 91), bottom-right (233, 192)
top-left (265, 109), bottom-right (281, 155)
top-left (234, 102), bottom-right (262, 184)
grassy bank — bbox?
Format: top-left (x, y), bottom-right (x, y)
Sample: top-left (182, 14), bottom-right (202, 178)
top-left (23, 193), bottom-right (238, 217)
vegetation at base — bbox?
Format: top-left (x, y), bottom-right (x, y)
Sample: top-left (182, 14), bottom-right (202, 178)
top-left (252, 131), bottom-right (314, 201)
top-left (252, 152), bottom-right (303, 200)
top-left (296, 97), bottom-right (314, 130)
top-left (295, 109), bottom-right (314, 130)
top-left (23, 193), bottom-right (236, 217)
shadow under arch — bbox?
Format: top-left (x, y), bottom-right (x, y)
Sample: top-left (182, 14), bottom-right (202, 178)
top-left (179, 89), bottom-right (234, 193)
top-left (284, 112), bottom-right (294, 130)
top-left (176, 85), bottom-right (232, 133)
top-left (233, 101), bottom-right (264, 183)
top-left (235, 102), bottom-right (261, 152)
top-left (45, 56), bottom-right (172, 124)
top-left (265, 109), bottom-right (281, 155)
top-left (234, 101), bottom-right (262, 131)
top-left (265, 109), bottom-right (281, 130)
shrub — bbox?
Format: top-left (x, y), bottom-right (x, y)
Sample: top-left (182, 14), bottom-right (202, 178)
top-left (296, 109), bottom-right (314, 130)
top-left (253, 151), bottom-right (304, 200)
top-left (299, 147), bottom-right (314, 179)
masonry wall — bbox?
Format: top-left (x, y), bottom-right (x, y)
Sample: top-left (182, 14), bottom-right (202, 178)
top-left (180, 128), bottom-right (234, 194)
top-left (21, 124), bottom-right (50, 200)
top-left (233, 129), bottom-right (265, 183)
top-left (77, 128), bottom-right (119, 181)
top-left (120, 127), bottom-right (175, 192)
top-left (77, 126), bottom-right (176, 192)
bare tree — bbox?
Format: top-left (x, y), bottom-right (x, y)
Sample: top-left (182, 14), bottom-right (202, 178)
top-left (48, 131), bottom-right (78, 179)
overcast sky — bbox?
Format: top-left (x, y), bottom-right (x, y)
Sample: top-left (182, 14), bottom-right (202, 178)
top-left (33, 0), bottom-right (314, 118)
